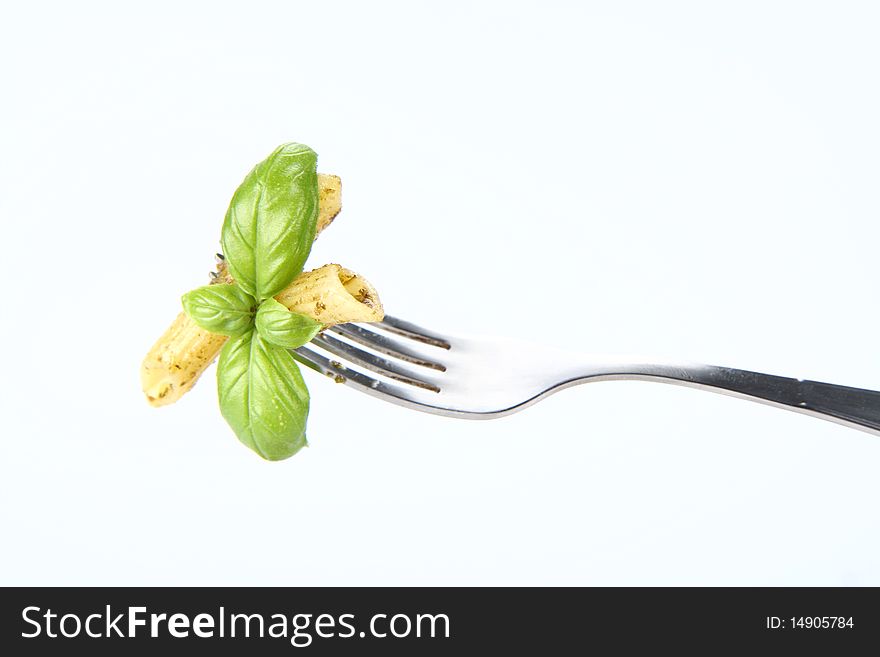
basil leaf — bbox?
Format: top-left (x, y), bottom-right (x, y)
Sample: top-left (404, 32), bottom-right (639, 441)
top-left (217, 330), bottom-right (309, 461)
top-left (220, 143), bottom-right (319, 301)
top-left (254, 298), bottom-right (321, 349)
top-left (181, 284), bottom-right (256, 336)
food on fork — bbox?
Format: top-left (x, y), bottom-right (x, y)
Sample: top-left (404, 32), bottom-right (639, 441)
top-left (140, 143), bottom-right (384, 460)
top-left (142, 172), bottom-right (347, 408)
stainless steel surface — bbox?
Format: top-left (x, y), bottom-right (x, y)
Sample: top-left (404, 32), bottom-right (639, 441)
top-left (293, 315), bottom-right (880, 435)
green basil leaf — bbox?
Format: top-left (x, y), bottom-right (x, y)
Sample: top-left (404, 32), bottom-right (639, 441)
top-left (220, 143), bottom-right (319, 301)
top-left (254, 298), bottom-right (321, 349)
top-left (181, 284), bottom-right (256, 336)
top-left (217, 330), bottom-right (309, 461)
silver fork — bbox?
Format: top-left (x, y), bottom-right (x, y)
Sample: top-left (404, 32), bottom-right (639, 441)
top-left (293, 315), bottom-right (880, 435)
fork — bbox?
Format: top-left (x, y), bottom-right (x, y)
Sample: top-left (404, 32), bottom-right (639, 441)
top-left (292, 315), bottom-right (880, 435)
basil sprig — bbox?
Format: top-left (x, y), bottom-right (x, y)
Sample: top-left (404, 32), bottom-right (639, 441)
top-left (182, 284), bottom-right (256, 337)
top-left (255, 298), bottom-right (322, 348)
top-left (217, 331), bottom-right (311, 461)
top-left (182, 143), bottom-right (321, 460)
top-left (221, 143), bottom-right (319, 301)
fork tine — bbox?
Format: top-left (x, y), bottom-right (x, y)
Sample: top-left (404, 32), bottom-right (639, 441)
top-left (292, 346), bottom-right (431, 403)
top-left (375, 315), bottom-right (451, 349)
top-left (326, 324), bottom-right (447, 371)
top-left (311, 333), bottom-right (440, 392)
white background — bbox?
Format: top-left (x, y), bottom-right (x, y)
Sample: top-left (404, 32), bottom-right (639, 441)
top-left (1, 1), bottom-right (879, 585)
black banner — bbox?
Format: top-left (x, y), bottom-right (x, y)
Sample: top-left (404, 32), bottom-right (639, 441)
top-left (1, 587), bottom-right (877, 654)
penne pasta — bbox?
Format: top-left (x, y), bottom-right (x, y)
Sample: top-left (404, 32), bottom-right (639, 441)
top-left (275, 264), bottom-right (384, 326)
top-left (316, 173), bottom-right (342, 234)
top-left (141, 173), bottom-right (384, 407)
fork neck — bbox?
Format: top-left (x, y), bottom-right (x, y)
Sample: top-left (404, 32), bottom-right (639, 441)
top-left (561, 359), bottom-right (880, 436)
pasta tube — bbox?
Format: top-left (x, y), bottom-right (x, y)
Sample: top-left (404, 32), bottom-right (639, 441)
top-left (275, 264), bottom-right (384, 326)
top-left (141, 174), bottom-right (384, 407)
top-left (316, 173), bottom-right (342, 234)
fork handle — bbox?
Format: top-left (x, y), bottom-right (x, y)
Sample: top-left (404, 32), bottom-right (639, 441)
top-left (614, 364), bottom-right (880, 435)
